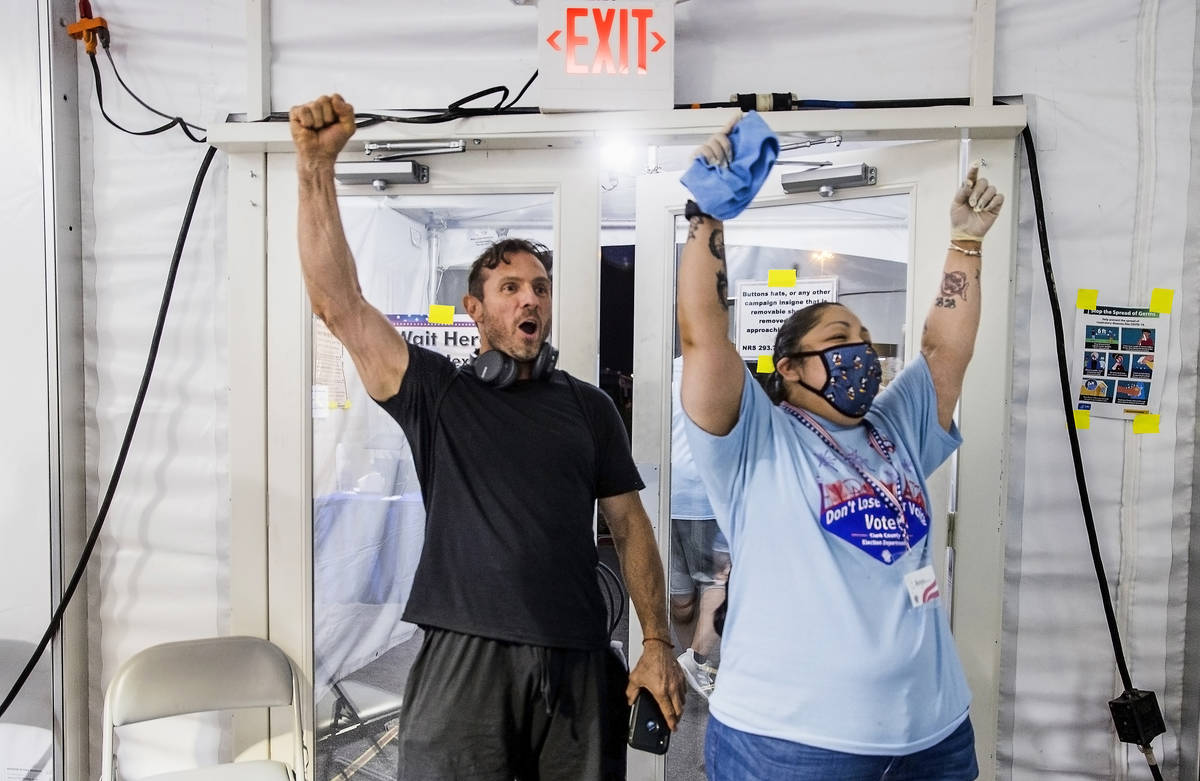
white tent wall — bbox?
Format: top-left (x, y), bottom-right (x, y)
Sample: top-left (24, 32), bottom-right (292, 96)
top-left (995, 1), bottom-right (1199, 779)
top-left (76, 2), bottom-right (243, 777)
top-left (1182, 30), bottom-right (1200, 781)
top-left (58, 1), bottom-right (1198, 780)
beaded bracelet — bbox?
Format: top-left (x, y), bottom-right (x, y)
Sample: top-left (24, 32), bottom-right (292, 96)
top-left (948, 243), bottom-right (982, 256)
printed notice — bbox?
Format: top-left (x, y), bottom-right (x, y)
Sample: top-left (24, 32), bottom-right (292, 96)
top-left (388, 314), bottom-right (481, 367)
top-left (1072, 304), bottom-right (1168, 421)
top-left (735, 277), bottom-right (838, 359)
top-left (312, 316), bottom-right (349, 408)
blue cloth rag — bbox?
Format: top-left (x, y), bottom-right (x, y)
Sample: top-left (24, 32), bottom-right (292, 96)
top-left (680, 111), bottom-right (780, 221)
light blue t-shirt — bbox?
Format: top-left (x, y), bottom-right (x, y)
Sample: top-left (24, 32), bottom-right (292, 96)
top-left (684, 354), bottom-right (971, 755)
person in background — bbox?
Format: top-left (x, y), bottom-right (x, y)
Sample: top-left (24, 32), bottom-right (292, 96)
top-left (677, 116), bottom-right (1004, 780)
top-left (670, 355), bottom-right (730, 699)
top-left (290, 93), bottom-right (684, 780)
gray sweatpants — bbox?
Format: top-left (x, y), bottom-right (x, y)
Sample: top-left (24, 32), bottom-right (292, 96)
top-left (395, 628), bottom-right (624, 780)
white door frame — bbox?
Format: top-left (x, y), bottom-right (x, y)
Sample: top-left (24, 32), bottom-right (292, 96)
top-left (226, 146), bottom-right (601, 770)
top-left (216, 109), bottom-right (1023, 780)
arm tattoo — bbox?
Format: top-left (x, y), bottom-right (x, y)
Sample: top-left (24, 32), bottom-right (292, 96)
top-left (941, 271), bottom-right (968, 299)
top-left (935, 270), bottom-right (968, 309)
top-left (687, 215), bottom-right (703, 241)
top-left (708, 227), bottom-right (725, 261)
top-left (709, 227), bottom-right (729, 309)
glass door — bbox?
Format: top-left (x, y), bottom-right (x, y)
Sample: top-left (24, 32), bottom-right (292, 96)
top-left (310, 191), bottom-right (558, 781)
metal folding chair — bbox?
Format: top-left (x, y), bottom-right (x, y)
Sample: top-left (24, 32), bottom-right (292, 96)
top-left (100, 636), bottom-right (304, 781)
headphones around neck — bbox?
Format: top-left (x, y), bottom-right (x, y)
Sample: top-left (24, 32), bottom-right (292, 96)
top-left (471, 343), bottom-right (559, 389)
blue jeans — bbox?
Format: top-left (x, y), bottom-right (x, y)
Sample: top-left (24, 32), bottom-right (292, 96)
top-left (704, 716), bottom-right (979, 781)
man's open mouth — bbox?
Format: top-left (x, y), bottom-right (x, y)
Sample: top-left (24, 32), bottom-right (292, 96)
top-left (519, 321), bottom-right (538, 335)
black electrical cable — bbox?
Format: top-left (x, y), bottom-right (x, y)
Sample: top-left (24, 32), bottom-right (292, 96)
top-left (88, 47), bottom-right (206, 144)
top-left (504, 69), bottom-right (539, 109)
top-left (263, 91), bottom-right (1024, 130)
top-left (349, 91), bottom-right (987, 121)
top-left (0, 145), bottom-right (218, 721)
top-left (793, 96), bottom-right (971, 110)
top-left (672, 95), bottom-right (1020, 110)
top-left (269, 69), bottom-right (544, 130)
top-left (449, 83), bottom-right (510, 112)
top-left (83, 23), bottom-right (205, 143)
top-left (262, 87), bottom-right (1014, 130)
top-left (1021, 126), bottom-right (1164, 781)
top-left (1023, 125), bottom-right (1132, 689)
top-left (265, 69), bottom-right (542, 129)
top-left (101, 45), bottom-right (206, 135)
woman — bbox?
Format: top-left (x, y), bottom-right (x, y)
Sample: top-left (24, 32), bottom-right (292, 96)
top-left (676, 122), bottom-right (1004, 781)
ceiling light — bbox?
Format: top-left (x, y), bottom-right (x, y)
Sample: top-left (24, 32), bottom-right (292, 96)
top-left (600, 137), bottom-right (639, 171)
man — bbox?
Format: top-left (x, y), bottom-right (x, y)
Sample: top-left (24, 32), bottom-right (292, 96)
top-left (290, 93), bottom-right (684, 780)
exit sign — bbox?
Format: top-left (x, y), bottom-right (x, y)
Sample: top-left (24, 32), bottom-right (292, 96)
top-left (538, 0), bottom-right (675, 112)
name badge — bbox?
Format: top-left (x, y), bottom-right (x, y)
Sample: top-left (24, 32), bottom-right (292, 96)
top-left (903, 565), bottom-right (940, 607)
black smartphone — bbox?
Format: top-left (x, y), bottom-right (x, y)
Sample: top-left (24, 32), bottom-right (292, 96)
top-left (627, 688), bottom-right (670, 754)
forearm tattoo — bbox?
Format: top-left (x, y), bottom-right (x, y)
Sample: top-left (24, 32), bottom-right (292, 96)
top-left (687, 215), bottom-right (703, 241)
top-left (709, 227), bottom-right (725, 261)
top-left (935, 270), bottom-right (968, 309)
top-left (708, 226), bottom-right (729, 309)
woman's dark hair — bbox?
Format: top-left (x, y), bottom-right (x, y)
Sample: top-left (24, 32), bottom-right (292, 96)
top-left (467, 238), bottom-right (553, 299)
top-left (765, 301), bottom-right (844, 404)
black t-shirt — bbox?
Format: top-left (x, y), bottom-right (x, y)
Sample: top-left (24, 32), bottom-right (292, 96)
top-left (377, 344), bottom-right (645, 650)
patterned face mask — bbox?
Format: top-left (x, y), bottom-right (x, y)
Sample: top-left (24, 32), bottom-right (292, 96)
top-left (790, 342), bottom-right (882, 418)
